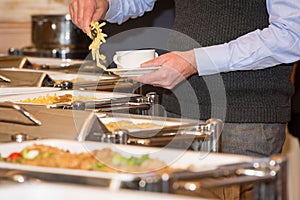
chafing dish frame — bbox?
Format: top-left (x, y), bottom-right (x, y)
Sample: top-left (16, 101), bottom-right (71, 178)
top-left (0, 154), bottom-right (288, 200)
top-left (78, 111), bottom-right (222, 153)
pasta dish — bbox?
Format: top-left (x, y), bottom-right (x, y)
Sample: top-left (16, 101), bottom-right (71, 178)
top-left (89, 21), bottom-right (107, 70)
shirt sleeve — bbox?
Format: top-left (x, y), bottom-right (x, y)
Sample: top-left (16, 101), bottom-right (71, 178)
top-left (195, 0), bottom-right (300, 76)
top-left (105, 0), bottom-right (156, 24)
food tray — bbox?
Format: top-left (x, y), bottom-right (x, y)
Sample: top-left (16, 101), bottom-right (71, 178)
top-left (0, 182), bottom-right (201, 200)
top-left (0, 139), bottom-right (253, 182)
top-left (0, 90), bottom-right (137, 106)
top-left (49, 73), bottom-right (119, 86)
top-left (0, 87), bottom-right (60, 96)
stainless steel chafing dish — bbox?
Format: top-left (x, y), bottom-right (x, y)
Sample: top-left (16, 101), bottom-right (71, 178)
top-left (0, 139), bottom-right (288, 200)
top-left (0, 102), bottom-right (220, 152)
top-left (0, 69), bottom-right (54, 87)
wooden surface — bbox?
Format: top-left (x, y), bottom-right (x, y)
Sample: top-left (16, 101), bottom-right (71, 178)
top-left (0, 22), bottom-right (31, 55)
top-left (0, 0), bottom-right (68, 22)
top-left (0, 0), bottom-right (69, 55)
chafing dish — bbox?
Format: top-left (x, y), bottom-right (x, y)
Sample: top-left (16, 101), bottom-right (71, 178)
top-left (0, 69), bottom-right (54, 87)
top-left (0, 56), bottom-right (28, 69)
top-left (0, 101), bottom-right (219, 152)
top-left (0, 139), bottom-right (288, 199)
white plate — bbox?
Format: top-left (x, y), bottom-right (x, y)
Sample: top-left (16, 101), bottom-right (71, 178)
top-left (0, 139), bottom-right (254, 181)
top-left (0, 87), bottom-right (61, 96)
top-left (0, 90), bottom-right (136, 105)
top-left (99, 116), bottom-right (188, 132)
top-left (0, 68), bottom-right (64, 76)
top-left (49, 73), bottom-right (117, 83)
top-left (107, 67), bottom-right (160, 77)
top-left (27, 57), bottom-right (84, 67)
top-left (0, 183), bottom-right (201, 200)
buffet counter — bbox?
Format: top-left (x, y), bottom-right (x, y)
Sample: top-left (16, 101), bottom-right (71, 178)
top-left (0, 56), bottom-right (289, 200)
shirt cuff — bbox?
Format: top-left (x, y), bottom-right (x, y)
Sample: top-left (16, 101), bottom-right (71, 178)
top-left (194, 44), bottom-right (231, 76)
top-left (104, 0), bottom-right (121, 24)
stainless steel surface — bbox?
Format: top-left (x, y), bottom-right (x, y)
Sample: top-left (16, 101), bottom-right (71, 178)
top-left (31, 14), bottom-right (91, 50)
top-left (0, 103), bottom-right (42, 126)
top-left (0, 69), bottom-right (53, 87)
top-left (0, 142), bottom-right (288, 200)
top-left (11, 133), bottom-right (28, 143)
top-left (0, 56), bottom-right (28, 69)
top-left (165, 155), bottom-right (288, 199)
top-left (0, 104), bottom-right (91, 140)
top-left (81, 112), bottom-right (220, 151)
top-left (54, 80), bottom-right (73, 90)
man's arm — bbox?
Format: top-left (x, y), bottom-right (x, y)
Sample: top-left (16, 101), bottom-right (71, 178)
top-left (69, 0), bottom-right (156, 34)
top-left (195, 0), bottom-right (300, 75)
top-left (105, 0), bottom-right (156, 24)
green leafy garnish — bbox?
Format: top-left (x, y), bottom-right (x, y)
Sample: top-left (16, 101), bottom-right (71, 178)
top-left (112, 154), bottom-right (149, 166)
top-left (93, 163), bottom-right (106, 169)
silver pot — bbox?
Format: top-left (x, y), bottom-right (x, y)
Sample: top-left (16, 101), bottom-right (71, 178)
top-left (31, 14), bottom-right (91, 50)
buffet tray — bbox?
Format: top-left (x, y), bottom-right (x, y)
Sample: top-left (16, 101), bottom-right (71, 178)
top-left (0, 90), bottom-right (138, 106)
top-left (49, 73), bottom-right (119, 87)
top-left (0, 139), bottom-right (253, 183)
top-left (0, 87), bottom-right (60, 96)
top-left (0, 182), bottom-right (202, 200)
top-left (0, 69), bottom-right (50, 87)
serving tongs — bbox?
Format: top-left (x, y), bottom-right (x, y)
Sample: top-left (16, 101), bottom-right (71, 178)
top-left (0, 74), bottom-right (11, 83)
top-left (0, 102), bottom-right (42, 126)
top-left (50, 95), bottom-right (148, 110)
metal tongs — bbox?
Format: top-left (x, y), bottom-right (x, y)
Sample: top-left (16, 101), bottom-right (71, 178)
top-left (0, 102), bottom-right (42, 126)
top-left (49, 95), bottom-right (147, 110)
top-left (0, 74), bottom-right (11, 83)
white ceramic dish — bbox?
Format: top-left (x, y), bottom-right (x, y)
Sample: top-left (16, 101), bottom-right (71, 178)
top-left (0, 68), bottom-right (64, 75)
top-left (98, 116), bottom-right (187, 132)
top-left (0, 183), bottom-right (202, 200)
top-left (49, 73), bottom-right (117, 83)
top-left (0, 139), bottom-right (254, 181)
top-left (0, 90), bottom-right (136, 106)
top-left (27, 56), bottom-right (84, 67)
top-left (0, 87), bottom-right (61, 96)
top-left (113, 50), bottom-right (158, 69)
top-left (106, 66), bottom-right (160, 77)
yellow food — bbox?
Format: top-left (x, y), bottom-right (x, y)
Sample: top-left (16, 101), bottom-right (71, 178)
top-left (89, 21), bottom-right (107, 70)
top-left (105, 120), bottom-right (162, 132)
top-left (54, 78), bottom-right (88, 84)
top-left (19, 93), bottom-right (97, 104)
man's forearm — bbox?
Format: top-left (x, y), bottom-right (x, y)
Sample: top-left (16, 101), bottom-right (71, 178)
top-left (105, 0), bottom-right (156, 24)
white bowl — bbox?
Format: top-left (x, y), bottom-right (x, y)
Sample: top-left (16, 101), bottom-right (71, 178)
top-left (113, 49), bottom-right (158, 69)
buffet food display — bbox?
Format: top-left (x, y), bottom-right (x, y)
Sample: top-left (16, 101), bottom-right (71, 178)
top-left (0, 56), bottom-right (289, 199)
top-left (0, 144), bottom-right (168, 173)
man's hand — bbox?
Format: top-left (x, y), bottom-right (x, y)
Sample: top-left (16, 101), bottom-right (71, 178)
top-left (131, 50), bottom-right (198, 89)
top-left (69, 0), bottom-right (109, 34)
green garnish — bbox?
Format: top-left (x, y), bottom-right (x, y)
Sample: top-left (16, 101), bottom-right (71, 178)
top-left (112, 154), bottom-right (149, 166)
top-left (93, 163), bottom-right (106, 169)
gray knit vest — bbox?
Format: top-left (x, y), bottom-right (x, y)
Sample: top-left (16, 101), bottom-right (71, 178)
top-left (161, 0), bottom-right (294, 123)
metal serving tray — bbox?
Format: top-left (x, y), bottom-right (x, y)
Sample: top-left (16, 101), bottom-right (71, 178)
top-left (0, 69), bottom-right (53, 87)
top-left (0, 99), bottom-right (220, 152)
top-left (0, 90), bottom-right (138, 107)
top-left (0, 139), bottom-right (253, 183)
top-left (0, 139), bottom-right (288, 199)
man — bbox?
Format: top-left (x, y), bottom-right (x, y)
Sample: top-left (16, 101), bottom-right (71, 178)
top-left (69, 0), bottom-right (300, 157)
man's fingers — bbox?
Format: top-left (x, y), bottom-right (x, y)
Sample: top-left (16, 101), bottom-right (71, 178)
top-left (141, 56), bottom-right (165, 68)
top-left (83, 7), bottom-right (95, 34)
top-left (69, 1), bottom-right (78, 27)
